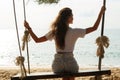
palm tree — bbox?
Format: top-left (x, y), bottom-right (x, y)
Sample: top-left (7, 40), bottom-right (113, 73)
top-left (36, 0), bottom-right (60, 4)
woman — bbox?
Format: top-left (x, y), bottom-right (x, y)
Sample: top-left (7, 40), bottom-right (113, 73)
top-left (24, 6), bottom-right (106, 80)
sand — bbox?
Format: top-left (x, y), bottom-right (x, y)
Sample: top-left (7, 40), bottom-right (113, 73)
top-left (0, 67), bottom-right (120, 80)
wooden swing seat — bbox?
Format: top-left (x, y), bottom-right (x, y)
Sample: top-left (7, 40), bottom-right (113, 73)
top-left (11, 69), bottom-right (111, 80)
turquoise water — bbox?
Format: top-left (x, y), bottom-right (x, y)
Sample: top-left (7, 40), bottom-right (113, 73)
top-left (0, 28), bottom-right (120, 68)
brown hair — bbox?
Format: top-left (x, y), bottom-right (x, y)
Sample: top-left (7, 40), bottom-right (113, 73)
top-left (51, 7), bottom-right (72, 49)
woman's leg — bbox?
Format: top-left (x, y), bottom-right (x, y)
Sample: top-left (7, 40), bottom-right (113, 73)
top-left (62, 77), bottom-right (69, 80)
top-left (62, 77), bottom-right (75, 80)
top-left (69, 77), bottom-right (75, 80)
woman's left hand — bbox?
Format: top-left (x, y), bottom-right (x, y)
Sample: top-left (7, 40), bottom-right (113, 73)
top-left (24, 20), bottom-right (31, 30)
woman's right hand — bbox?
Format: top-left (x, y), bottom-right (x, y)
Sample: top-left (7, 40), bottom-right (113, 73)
top-left (24, 20), bottom-right (31, 30)
top-left (101, 6), bottom-right (106, 14)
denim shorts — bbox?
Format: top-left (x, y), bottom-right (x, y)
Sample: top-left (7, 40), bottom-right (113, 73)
top-left (52, 53), bottom-right (79, 73)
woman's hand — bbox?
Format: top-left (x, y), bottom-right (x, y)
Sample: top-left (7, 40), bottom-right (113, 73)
top-left (101, 6), bottom-right (106, 14)
top-left (86, 6), bottom-right (106, 34)
top-left (24, 20), bottom-right (31, 30)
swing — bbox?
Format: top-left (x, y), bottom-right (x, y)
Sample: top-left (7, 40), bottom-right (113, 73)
top-left (11, 0), bottom-right (111, 80)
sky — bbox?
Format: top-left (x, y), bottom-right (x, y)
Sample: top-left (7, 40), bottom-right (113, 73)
top-left (0, 0), bottom-right (120, 30)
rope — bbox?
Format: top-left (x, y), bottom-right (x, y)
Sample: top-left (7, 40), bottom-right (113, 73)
top-left (96, 0), bottom-right (110, 70)
top-left (101, 0), bottom-right (106, 36)
top-left (22, 30), bottom-right (30, 51)
top-left (13, 0), bottom-right (27, 79)
top-left (97, 0), bottom-right (106, 70)
top-left (15, 56), bottom-right (27, 79)
top-left (13, 0), bottom-right (22, 57)
top-left (22, 0), bottom-right (31, 74)
top-left (96, 36), bottom-right (109, 58)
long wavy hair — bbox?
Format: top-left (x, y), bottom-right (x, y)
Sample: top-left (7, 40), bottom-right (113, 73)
top-left (50, 7), bottom-right (72, 49)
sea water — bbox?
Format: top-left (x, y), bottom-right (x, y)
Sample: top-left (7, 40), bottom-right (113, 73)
top-left (0, 28), bottom-right (120, 68)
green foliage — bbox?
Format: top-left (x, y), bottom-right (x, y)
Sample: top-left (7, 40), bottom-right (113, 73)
top-left (36, 0), bottom-right (60, 4)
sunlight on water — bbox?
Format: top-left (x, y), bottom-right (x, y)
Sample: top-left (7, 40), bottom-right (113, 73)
top-left (0, 29), bottom-right (120, 68)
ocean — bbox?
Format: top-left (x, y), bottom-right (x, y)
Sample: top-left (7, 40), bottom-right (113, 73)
top-left (0, 28), bottom-right (120, 68)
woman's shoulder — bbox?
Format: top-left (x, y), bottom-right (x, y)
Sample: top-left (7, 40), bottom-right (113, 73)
top-left (68, 27), bottom-right (86, 37)
top-left (68, 27), bottom-right (85, 31)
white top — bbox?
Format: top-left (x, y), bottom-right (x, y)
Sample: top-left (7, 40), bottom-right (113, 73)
top-left (45, 27), bottom-right (86, 52)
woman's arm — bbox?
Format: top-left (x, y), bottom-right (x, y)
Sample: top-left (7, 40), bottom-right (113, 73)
top-left (24, 21), bottom-right (48, 43)
top-left (86, 6), bottom-right (106, 34)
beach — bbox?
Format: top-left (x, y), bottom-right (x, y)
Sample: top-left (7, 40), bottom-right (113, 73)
top-left (0, 67), bottom-right (120, 80)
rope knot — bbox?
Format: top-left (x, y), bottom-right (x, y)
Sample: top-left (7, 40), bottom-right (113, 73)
top-left (22, 30), bottom-right (30, 51)
top-left (15, 56), bottom-right (27, 79)
top-left (96, 36), bottom-right (109, 58)
top-left (15, 56), bottom-right (25, 66)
